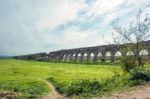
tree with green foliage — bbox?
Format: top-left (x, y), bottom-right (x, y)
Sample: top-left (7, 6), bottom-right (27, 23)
top-left (112, 10), bottom-right (150, 72)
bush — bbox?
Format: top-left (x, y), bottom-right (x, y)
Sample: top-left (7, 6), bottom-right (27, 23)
top-left (121, 56), bottom-right (137, 73)
top-left (101, 58), bottom-right (106, 62)
top-left (48, 75), bottom-right (131, 97)
top-left (101, 73), bottom-right (131, 93)
top-left (48, 78), bottom-right (102, 96)
top-left (65, 80), bottom-right (102, 96)
top-left (131, 68), bottom-right (150, 82)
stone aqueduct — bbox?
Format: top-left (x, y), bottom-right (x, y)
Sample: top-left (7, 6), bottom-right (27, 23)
top-left (14, 40), bottom-right (150, 62)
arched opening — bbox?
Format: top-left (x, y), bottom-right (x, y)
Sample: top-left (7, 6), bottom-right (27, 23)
top-left (66, 54), bottom-right (70, 62)
top-left (97, 52), bottom-right (102, 62)
top-left (83, 53), bottom-right (88, 62)
top-left (115, 51), bottom-right (122, 62)
top-left (72, 53), bottom-right (76, 61)
top-left (63, 54), bottom-right (66, 62)
top-left (126, 51), bottom-right (134, 56)
top-left (139, 50), bottom-right (149, 62)
top-left (89, 52), bottom-right (95, 62)
top-left (139, 50), bottom-right (148, 56)
top-left (106, 51), bottom-right (111, 62)
top-left (77, 53), bottom-right (81, 62)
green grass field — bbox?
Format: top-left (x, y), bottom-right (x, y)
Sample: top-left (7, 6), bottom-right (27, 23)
top-left (0, 59), bottom-right (134, 98)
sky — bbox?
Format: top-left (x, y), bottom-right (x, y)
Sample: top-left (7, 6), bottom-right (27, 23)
top-left (0, 0), bottom-right (149, 56)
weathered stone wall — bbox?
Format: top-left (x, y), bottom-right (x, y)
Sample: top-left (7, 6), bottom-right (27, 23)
top-left (13, 40), bottom-right (150, 63)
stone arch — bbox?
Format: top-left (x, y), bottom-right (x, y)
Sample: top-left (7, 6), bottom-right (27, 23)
top-left (55, 55), bottom-right (59, 61)
top-left (126, 51), bottom-right (134, 56)
top-left (62, 54), bottom-right (66, 62)
top-left (115, 51), bottom-right (122, 57)
top-left (66, 54), bottom-right (70, 62)
top-left (139, 50), bottom-right (149, 56)
top-left (115, 51), bottom-right (122, 62)
top-left (106, 51), bottom-right (111, 62)
top-left (139, 50), bottom-right (149, 61)
top-left (77, 53), bottom-right (82, 62)
top-left (89, 52), bottom-right (95, 62)
top-left (83, 53), bottom-right (88, 62)
top-left (97, 52), bottom-right (102, 62)
top-left (59, 54), bottom-right (64, 62)
top-left (71, 53), bottom-right (76, 61)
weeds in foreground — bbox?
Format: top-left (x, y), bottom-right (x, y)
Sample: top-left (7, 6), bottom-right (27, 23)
top-left (48, 68), bottom-right (150, 98)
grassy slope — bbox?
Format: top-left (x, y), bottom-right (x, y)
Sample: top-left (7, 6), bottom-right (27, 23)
top-left (0, 59), bottom-right (122, 98)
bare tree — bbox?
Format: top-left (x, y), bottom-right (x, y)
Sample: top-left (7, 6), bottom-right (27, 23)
top-left (111, 10), bottom-right (150, 67)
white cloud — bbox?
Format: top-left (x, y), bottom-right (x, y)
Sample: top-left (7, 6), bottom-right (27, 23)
top-left (80, 0), bottom-right (125, 21)
top-left (100, 8), bottom-right (131, 26)
top-left (0, 0), bottom-right (149, 55)
top-left (77, 0), bottom-right (149, 26)
top-left (38, 26), bottom-right (97, 49)
top-left (61, 27), bottom-right (95, 45)
top-left (35, 0), bottom-right (87, 31)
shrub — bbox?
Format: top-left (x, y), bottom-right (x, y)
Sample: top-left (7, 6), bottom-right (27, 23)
top-left (101, 73), bottom-right (131, 93)
top-left (48, 78), bottom-right (102, 96)
top-left (65, 80), bottom-right (102, 96)
top-left (131, 68), bottom-right (150, 82)
top-left (101, 58), bottom-right (106, 62)
top-left (27, 55), bottom-right (36, 60)
top-left (48, 75), bottom-right (131, 97)
top-left (121, 56), bottom-right (137, 73)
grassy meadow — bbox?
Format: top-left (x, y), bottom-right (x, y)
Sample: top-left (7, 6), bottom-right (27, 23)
top-left (0, 59), bottom-right (149, 98)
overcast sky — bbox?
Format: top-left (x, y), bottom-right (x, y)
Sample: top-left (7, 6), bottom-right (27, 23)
top-left (0, 0), bottom-right (149, 56)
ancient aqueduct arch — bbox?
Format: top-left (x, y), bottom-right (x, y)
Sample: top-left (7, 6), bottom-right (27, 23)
top-left (14, 40), bottom-right (150, 62)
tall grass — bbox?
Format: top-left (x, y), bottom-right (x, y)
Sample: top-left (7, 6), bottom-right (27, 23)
top-left (1, 59), bottom-right (149, 98)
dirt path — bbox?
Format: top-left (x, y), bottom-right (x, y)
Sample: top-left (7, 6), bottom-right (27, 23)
top-left (94, 84), bottom-right (150, 99)
top-left (42, 80), bottom-right (68, 99)
top-left (42, 81), bottom-right (150, 99)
